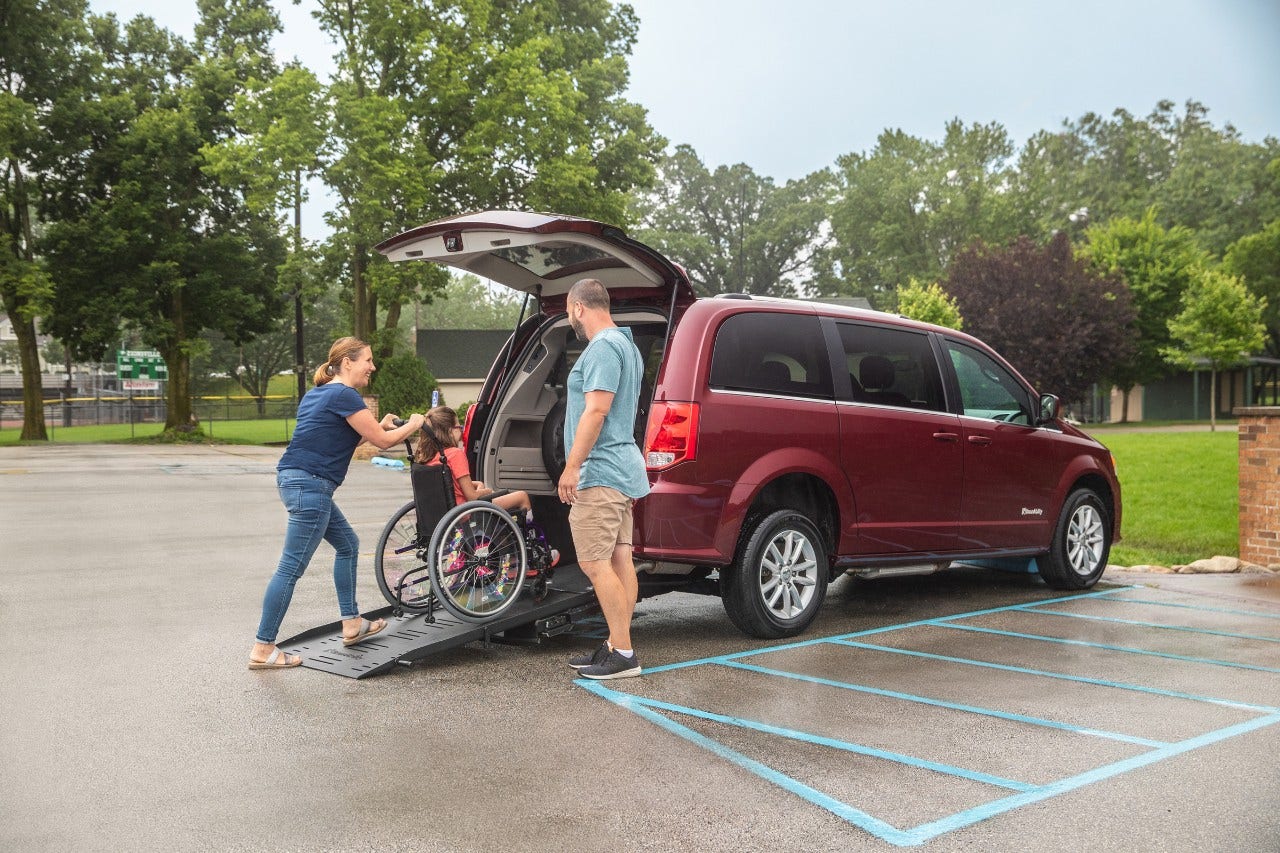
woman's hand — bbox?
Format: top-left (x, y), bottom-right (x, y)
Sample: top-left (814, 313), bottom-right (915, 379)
top-left (379, 413), bottom-right (399, 430)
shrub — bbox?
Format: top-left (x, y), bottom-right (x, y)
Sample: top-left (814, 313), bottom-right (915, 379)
top-left (369, 353), bottom-right (436, 418)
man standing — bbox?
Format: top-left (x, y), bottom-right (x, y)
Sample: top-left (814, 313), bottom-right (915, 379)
top-left (558, 278), bottom-right (649, 680)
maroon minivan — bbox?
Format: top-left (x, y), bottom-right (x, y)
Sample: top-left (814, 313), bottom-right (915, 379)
top-left (377, 211), bottom-right (1121, 639)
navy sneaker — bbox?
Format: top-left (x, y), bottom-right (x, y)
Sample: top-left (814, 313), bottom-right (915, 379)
top-left (579, 649), bottom-right (642, 680)
top-left (568, 641), bottom-right (610, 670)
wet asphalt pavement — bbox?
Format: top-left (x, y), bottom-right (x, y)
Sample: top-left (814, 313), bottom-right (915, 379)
top-left (1, 444), bottom-right (1277, 851)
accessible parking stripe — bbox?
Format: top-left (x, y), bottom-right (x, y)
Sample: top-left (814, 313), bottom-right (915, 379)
top-left (579, 584), bottom-right (1280, 846)
top-left (935, 621), bottom-right (1280, 674)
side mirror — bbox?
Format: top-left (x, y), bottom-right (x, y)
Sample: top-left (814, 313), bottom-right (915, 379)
top-left (1037, 393), bottom-right (1060, 425)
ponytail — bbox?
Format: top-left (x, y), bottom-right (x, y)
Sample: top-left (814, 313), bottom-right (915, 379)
top-left (313, 336), bottom-right (369, 386)
top-left (413, 405), bottom-right (458, 464)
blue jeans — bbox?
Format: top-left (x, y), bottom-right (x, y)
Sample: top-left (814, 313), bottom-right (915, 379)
top-left (256, 469), bottom-right (360, 643)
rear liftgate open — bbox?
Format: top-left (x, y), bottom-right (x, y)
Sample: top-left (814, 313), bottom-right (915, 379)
top-left (277, 567), bottom-right (602, 679)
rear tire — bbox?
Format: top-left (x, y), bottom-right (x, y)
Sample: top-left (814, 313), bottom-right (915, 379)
top-left (1039, 489), bottom-right (1111, 590)
top-left (428, 501), bottom-right (528, 622)
top-left (375, 501), bottom-right (435, 612)
top-left (722, 509), bottom-right (829, 639)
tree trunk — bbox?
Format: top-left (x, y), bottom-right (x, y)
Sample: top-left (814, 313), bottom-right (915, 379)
top-left (13, 310), bottom-right (47, 441)
top-left (162, 343), bottom-right (194, 431)
top-left (352, 242), bottom-right (370, 343)
top-left (379, 300), bottom-right (401, 361)
top-left (162, 286), bottom-right (195, 432)
top-left (1120, 386), bottom-right (1131, 424)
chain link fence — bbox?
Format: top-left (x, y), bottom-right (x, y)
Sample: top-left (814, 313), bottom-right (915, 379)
top-left (0, 393), bottom-right (299, 437)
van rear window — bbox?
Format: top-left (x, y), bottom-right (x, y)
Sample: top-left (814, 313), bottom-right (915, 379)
top-left (491, 241), bottom-right (626, 279)
top-left (709, 312), bottom-right (833, 399)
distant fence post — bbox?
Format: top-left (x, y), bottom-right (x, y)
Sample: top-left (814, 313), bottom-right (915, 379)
top-left (1235, 406), bottom-right (1280, 568)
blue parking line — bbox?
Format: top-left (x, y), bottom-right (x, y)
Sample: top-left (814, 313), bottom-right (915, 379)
top-left (832, 640), bottom-right (1280, 714)
top-left (1098, 595), bottom-right (1280, 621)
top-left (718, 660), bottom-right (1167, 747)
top-left (1017, 607), bottom-right (1280, 643)
top-left (641, 586), bottom-right (1136, 677)
top-left (936, 622), bottom-right (1280, 674)
top-left (603, 689), bottom-right (1037, 792)
top-left (578, 583), bottom-right (1280, 846)
top-left (578, 679), bottom-right (920, 848)
top-left (904, 712), bottom-right (1280, 846)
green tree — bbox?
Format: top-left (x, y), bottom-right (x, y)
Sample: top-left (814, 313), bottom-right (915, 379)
top-left (1010, 101), bottom-right (1278, 252)
top-left (41, 3), bottom-right (286, 434)
top-left (1163, 269), bottom-right (1267, 431)
top-left (827, 120), bottom-right (1021, 304)
top-left (896, 278), bottom-right (963, 330)
top-left (369, 351), bottom-right (436, 418)
top-left (418, 273), bottom-right (523, 330)
top-left (1223, 194), bottom-right (1280, 357)
top-left (942, 233), bottom-right (1134, 405)
top-left (1078, 208), bottom-right (1210, 421)
top-left (0, 0), bottom-right (92, 440)
top-left (314, 0), bottom-right (664, 354)
top-left (1152, 105), bottom-right (1280, 257)
top-left (632, 144), bottom-right (832, 296)
top-left (202, 61), bottom-right (327, 400)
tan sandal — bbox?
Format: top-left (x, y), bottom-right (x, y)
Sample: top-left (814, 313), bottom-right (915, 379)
top-left (342, 617), bottom-right (387, 646)
top-left (248, 646), bottom-right (302, 670)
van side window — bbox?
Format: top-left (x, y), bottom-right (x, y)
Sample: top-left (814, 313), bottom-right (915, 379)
top-left (709, 312), bottom-right (833, 399)
top-left (946, 341), bottom-right (1032, 424)
top-left (837, 323), bottom-right (946, 412)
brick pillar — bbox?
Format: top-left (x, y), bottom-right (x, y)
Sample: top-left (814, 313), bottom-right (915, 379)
top-left (1235, 406), bottom-right (1280, 567)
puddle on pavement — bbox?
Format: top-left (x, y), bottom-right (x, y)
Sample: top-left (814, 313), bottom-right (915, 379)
top-left (1239, 573), bottom-right (1280, 601)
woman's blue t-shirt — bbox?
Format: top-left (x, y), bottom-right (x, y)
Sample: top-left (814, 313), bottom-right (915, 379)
top-left (277, 382), bottom-right (367, 485)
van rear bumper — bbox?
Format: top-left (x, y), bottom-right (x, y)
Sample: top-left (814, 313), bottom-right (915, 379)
top-left (633, 477), bottom-right (732, 564)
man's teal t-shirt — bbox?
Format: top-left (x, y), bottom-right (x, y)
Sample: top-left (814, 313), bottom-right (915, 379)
top-left (564, 326), bottom-right (650, 499)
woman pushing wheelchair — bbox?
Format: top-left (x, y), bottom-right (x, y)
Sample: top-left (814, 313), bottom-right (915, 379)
top-left (248, 337), bottom-right (426, 670)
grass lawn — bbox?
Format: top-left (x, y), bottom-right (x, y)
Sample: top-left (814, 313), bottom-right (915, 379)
top-left (0, 418), bottom-right (295, 446)
top-left (1092, 430), bottom-right (1238, 568)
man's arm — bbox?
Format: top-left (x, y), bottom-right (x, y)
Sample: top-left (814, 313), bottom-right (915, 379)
top-left (558, 389), bottom-right (614, 504)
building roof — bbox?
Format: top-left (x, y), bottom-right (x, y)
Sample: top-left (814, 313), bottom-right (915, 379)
top-left (416, 329), bottom-right (511, 379)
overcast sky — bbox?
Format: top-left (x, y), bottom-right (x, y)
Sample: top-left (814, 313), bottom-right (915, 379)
top-left (91, 0), bottom-right (1280, 232)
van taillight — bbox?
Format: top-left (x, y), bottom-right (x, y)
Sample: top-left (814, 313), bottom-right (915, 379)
top-left (462, 404), bottom-right (477, 450)
top-left (644, 402), bottom-right (699, 470)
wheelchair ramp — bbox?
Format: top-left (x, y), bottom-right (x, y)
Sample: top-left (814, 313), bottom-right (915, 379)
top-left (278, 568), bottom-right (600, 679)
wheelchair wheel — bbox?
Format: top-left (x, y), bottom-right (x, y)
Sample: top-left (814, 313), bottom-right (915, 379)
top-left (427, 501), bottom-right (528, 622)
top-left (375, 500), bottom-right (434, 612)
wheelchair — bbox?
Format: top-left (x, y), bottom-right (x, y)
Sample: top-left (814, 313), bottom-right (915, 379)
top-left (374, 448), bottom-right (557, 623)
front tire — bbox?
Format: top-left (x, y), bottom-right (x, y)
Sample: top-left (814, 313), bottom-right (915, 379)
top-left (722, 510), bottom-right (829, 639)
top-left (428, 501), bottom-right (528, 622)
top-left (1039, 489), bottom-right (1111, 590)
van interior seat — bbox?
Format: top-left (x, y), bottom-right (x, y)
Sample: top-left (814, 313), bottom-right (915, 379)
top-left (858, 356), bottom-right (910, 406)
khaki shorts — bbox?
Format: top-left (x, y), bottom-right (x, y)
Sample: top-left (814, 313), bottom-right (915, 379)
top-left (568, 486), bottom-right (634, 562)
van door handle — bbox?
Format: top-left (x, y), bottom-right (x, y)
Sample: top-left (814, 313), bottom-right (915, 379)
top-left (932, 432), bottom-right (959, 442)
top-left (967, 435), bottom-right (992, 446)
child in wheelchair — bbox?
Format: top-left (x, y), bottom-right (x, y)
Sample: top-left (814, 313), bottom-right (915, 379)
top-left (415, 406), bottom-right (559, 572)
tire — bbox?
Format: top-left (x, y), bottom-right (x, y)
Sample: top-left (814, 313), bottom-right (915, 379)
top-left (375, 500), bottom-right (435, 612)
top-left (1038, 489), bottom-right (1111, 590)
top-left (721, 509), bottom-right (829, 639)
top-left (428, 501), bottom-right (528, 622)
top-left (541, 396), bottom-right (567, 484)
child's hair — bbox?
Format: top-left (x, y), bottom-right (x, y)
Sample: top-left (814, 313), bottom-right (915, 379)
top-left (313, 336), bottom-right (369, 387)
top-left (413, 406), bottom-right (459, 464)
